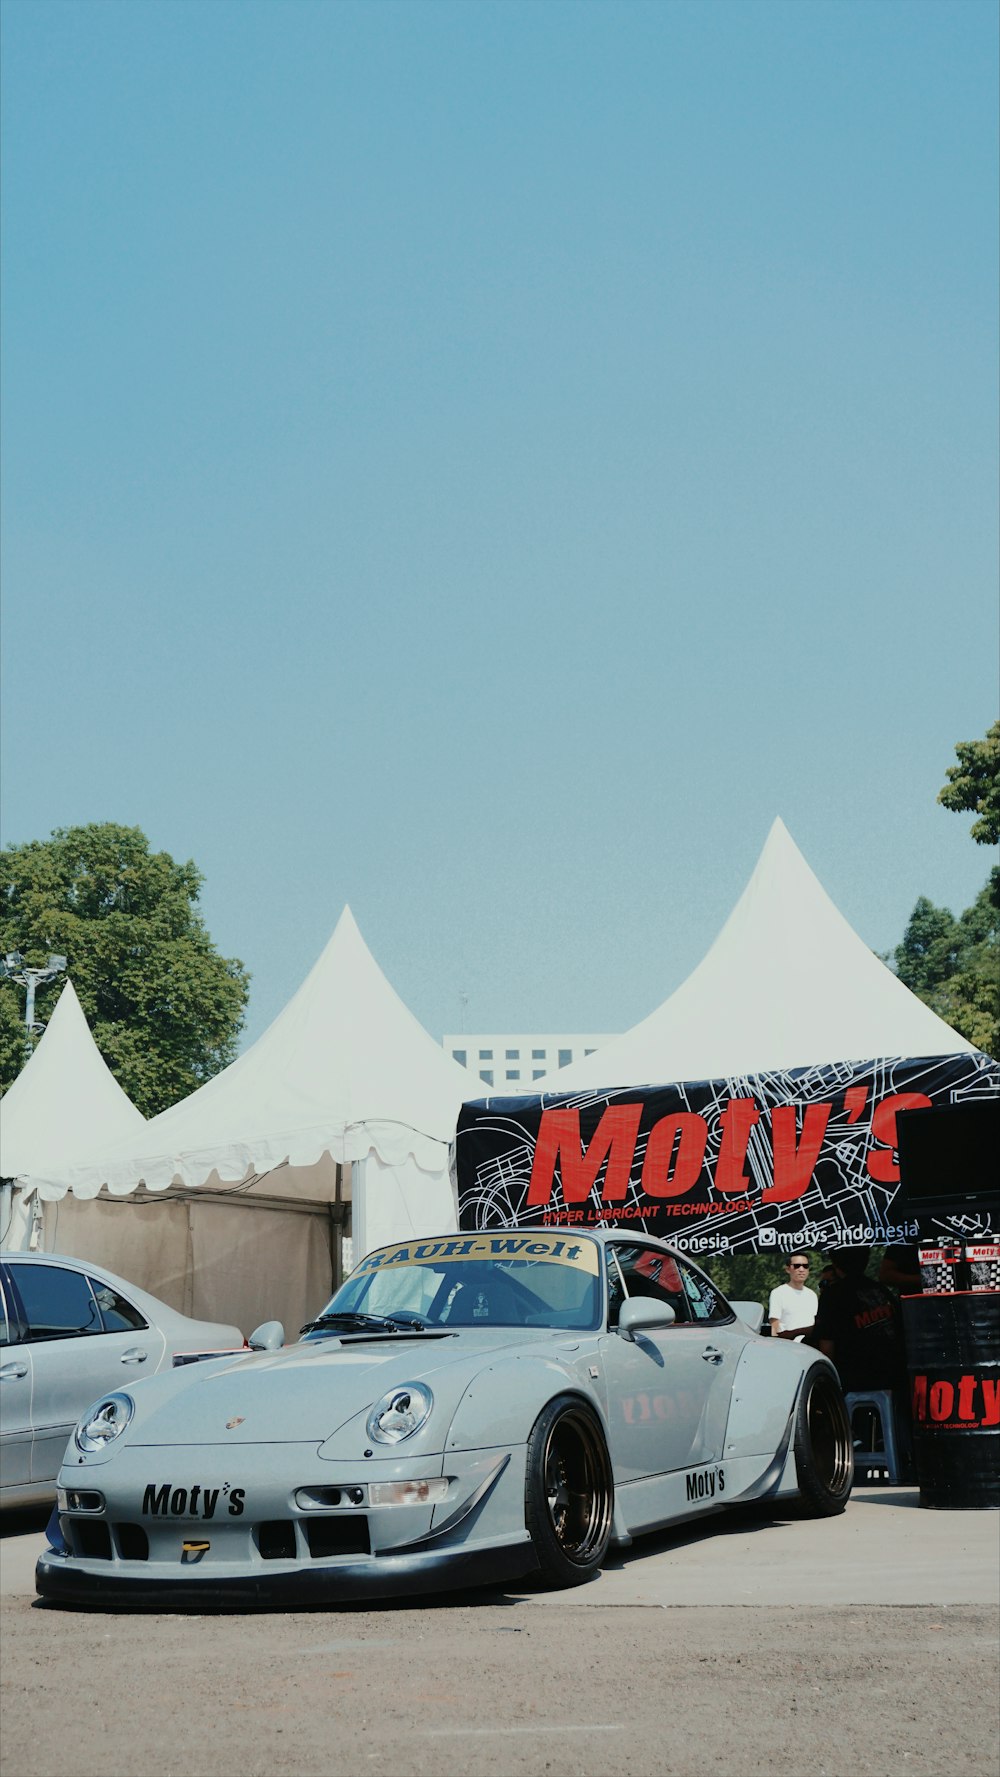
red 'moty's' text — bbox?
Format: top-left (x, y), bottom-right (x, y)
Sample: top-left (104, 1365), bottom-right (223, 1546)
top-left (526, 1088), bottom-right (931, 1210)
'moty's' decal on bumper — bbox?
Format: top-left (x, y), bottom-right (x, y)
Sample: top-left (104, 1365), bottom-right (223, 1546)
top-left (142, 1483), bottom-right (246, 1519)
top-left (685, 1465), bottom-right (725, 1503)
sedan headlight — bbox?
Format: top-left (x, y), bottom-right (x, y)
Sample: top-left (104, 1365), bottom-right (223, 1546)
top-left (366, 1383), bottom-right (433, 1445)
top-left (74, 1392), bottom-right (135, 1453)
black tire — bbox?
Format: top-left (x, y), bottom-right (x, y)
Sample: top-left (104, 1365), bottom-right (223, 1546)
top-left (524, 1396), bottom-right (614, 1587)
top-left (793, 1364), bottom-right (854, 1516)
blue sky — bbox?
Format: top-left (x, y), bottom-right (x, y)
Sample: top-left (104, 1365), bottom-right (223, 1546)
top-left (2, 0), bottom-right (997, 1050)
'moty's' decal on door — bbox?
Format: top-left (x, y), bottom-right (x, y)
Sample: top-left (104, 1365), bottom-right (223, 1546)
top-left (685, 1465), bottom-right (725, 1502)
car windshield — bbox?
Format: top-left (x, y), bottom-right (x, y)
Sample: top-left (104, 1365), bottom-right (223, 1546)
top-left (304, 1232), bottom-right (602, 1335)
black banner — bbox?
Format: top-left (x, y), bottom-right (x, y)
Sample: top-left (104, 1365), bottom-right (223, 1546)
top-left (455, 1053), bottom-right (999, 1256)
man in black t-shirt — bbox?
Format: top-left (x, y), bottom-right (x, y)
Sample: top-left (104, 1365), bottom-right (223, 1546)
top-left (814, 1248), bottom-right (906, 1394)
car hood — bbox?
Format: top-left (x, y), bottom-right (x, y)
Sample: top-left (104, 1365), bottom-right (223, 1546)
top-left (117, 1327), bottom-right (570, 1451)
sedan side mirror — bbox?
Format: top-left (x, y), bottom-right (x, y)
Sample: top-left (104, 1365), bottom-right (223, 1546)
top-left (248, 1319), bottom-right (284, 1351)
top-left (618, 1297), bottom-right (676, 1339)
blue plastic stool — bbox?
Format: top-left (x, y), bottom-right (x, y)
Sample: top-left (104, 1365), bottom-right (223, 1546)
top-left (844, 1388), bottom-right (906, 1483)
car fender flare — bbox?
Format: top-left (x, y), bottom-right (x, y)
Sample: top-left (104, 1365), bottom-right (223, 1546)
top-left (725, 1379), bottom-right (801, 1503)
top-left (722, 1342), bottom-right (838, 1460)
top-left (443, 1354), bottom-right (609, 1455)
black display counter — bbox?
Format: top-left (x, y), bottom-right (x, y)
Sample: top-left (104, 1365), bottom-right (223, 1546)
top-left (902, 1291), bottom-right (999, 1510)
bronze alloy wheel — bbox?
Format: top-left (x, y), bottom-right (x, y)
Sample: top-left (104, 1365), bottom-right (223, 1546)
top-left (793, 1364), bottom-right (855, 1513)
top-left (541, 1405), bottom-right (614, 1567)
top-left (806, 1369), bottom-right (854, 1494)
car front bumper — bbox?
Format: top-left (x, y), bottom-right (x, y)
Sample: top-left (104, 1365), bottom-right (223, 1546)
top-left (36, 1439), bottom-right (536, 1610)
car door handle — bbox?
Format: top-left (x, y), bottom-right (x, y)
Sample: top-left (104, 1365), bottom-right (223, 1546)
top-left (120, 1348), bottom-right (148, 1365)
top-left (701, 1346), bottom-right (724, 1364)
top-left (0, 1361), bottom-right (28, 1379)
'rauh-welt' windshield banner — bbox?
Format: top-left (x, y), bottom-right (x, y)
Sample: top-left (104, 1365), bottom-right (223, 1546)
top-left (356, 1232), bottom-right (600, 1274)
top-left (455, 1053), bottom-right (999, 1256)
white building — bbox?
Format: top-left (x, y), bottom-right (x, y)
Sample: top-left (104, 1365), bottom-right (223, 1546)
top-left (441, 1034), bottom-right (617, 1092)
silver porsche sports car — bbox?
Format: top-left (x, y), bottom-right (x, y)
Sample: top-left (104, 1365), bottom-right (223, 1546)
top-left (36, 1228), bottom-right (853, 1609)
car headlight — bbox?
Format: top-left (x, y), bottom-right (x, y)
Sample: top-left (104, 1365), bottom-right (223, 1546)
top-left (366, 1383), bottom-right (433, 1445)
top-left (74, 1392), bottom-right (135, 1453)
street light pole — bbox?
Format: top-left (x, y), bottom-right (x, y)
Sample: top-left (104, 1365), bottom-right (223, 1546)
top-left (1, 951), bottom-right (68, 1067)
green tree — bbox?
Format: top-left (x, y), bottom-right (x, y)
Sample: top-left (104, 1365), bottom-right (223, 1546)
top-left (938, 720), bottom-right (1000, 846)
top-left (701, 1249), bottom-right (809, 1308)
top-left (702, 1247), bottom-right (888, 1306)
top-left (892, 872), bottom-right (999, 1058)
top-left (0, 824), bottom-right (250, 1114)
top-left (890, 719), bottom-right (1000, 1058)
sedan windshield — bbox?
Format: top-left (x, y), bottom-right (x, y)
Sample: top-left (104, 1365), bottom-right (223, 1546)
top-left (305, 1232), bottom-right (601, 1336)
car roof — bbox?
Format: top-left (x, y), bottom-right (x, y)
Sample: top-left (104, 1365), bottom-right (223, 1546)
top-left (0, 1249), bottom-right (162, 1297)
top-left (0, 1250), bottom-right (241, 1337)
top-left (1, 1250), bottom-right (117, 1268)
top-left (485, 1229), bottom-right (714, 1268)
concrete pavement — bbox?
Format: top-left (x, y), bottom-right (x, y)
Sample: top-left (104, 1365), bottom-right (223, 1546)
top-left (3, 1492), bottom-right (998, 1777)
top-left (528, 1486), bottom-right (1000, 1608)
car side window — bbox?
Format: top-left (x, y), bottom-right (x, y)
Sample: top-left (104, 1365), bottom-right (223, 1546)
top-left (0, 1277), bottom-right (10, 1346)
top-left (88, 1280), bottom-right (147, 1333)
top-left (10, 1264), bottom-right (103, 1342)
top-left (676, 1257), bottom-right (731, 1324)
top-left (607, 1244), bottom-right (689, 1326)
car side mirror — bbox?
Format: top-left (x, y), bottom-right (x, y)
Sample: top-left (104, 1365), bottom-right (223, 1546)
top-left (248, 1319), bottom-right (284, 1351)
top-left (732, 1300), bottom-right (765, 1334)
top-left (618, 1297), bottom-right (676, 1339)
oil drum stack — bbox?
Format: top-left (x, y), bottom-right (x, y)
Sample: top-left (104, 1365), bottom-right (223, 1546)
top-left (903, 1242), bottom-right (1000, 1510)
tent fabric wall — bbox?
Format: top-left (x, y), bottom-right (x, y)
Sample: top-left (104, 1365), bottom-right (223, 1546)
top-left (31, 1145), bottom-right (453, 1324)
top-left (41, 1187), bottom-right (337, 1339)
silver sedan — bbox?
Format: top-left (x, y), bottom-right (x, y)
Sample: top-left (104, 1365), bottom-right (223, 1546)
top-left (0, 1251), bottom-right (242, 1508)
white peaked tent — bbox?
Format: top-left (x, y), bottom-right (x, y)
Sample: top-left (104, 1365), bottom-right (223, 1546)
top-left (0, 980), bottom-right (146, 1246)
top-left (544, 817), bottom-right (977, 1092)
top-left (15, 910), bottom-right (478, 1332)
top-left (23, 907), bottom-right (473, 1240)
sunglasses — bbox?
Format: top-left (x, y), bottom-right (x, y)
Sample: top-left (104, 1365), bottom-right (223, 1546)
top-left (790, 1262), bottom-right (809, 1270)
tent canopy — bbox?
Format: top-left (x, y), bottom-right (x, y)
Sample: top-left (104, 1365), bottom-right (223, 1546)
top-left (0, 979), bottom-right (145, 1182)
top-left (540, 817), bottom-right (977, 1092)
top-left (20, 907), bottom-right (476, 1203)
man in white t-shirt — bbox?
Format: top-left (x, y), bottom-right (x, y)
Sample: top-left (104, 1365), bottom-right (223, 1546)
top-left (768, 1253), bottom-right (818, 1341)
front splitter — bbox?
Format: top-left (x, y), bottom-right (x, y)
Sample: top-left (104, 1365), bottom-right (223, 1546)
top-left (35, 1538), bottom-right (538, 1612)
